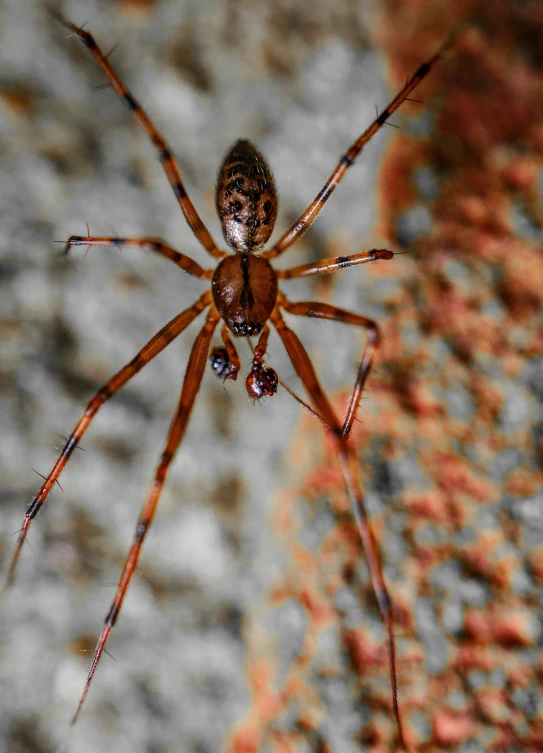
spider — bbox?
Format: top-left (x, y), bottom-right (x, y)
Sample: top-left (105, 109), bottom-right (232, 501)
top-left (7, 16), bottom-right (455, 751)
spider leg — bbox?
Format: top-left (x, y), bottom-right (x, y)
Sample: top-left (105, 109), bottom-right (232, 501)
top-left (220, 324), bottom-right (241, 379)
top-left (271, 304), bottom-right (407, 751)
top-left (250, 324), bottom-right (271, 369)
top-left (6, 290), bottom-right (212, 586)
top-left (277, 247), bottom-right (394, 279)
top-left (335, 444), bottom-right (406, 751)
top-left (271, 309), bottom-right (339, 430)
top-left (57, 15), bottom-right (225, 260)
top-left (65, 236), bottom-right (214, 279)
top-left (279, 298), bottom-right (379, 440)
top-left (71, 306), bottom-right (219, 724)
top-left (263, 35), bottom-right (455, 261)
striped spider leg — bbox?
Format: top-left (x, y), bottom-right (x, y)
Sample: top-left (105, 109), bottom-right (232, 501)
top-left (7, 16), bottom-right (455, 751)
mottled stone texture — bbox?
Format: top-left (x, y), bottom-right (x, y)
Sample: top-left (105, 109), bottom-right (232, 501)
top-left (1, 1), bottom-right (542, 753)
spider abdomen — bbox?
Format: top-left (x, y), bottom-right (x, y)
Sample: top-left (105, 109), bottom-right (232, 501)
top-left (216, 139), bottom-right (278, 252)
top-left (211, 253), bottom-right (278, 336)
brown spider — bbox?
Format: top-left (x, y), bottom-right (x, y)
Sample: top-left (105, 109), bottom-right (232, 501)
top-left (7, 16), bottom-right (456, 751)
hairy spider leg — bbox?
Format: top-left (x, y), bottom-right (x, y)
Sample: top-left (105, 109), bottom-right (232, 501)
top-left (65, 236), bottom-right (214, 279)
top-left (263, 35), bottom-right (455, 260)
top-left (220, 324), bottom-right (241, 380)
top-left (276, 247), bottom-right (394, 279)
top-left (57, 15), bottom-right (225, 260)
top-left (72, 307), bottom-right (220, 724)
top-left (271, 303), bottom-right (407, 751)
top-left (6, 291), bottom-right (212, 585)
top-left (250, 325), bottom-right (272, 369)
top-left (280, 298), bottom-right (381, 441)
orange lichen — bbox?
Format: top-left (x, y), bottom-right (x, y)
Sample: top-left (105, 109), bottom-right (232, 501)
top-left (343, 629), bottom-right (388, 676)
top-left (298, 586), bottom-right (337, 628)
top-left (454, 645), bottom-right (495, 672)
top-left (378, 138), bottom-right (426, 237)
top-left (429, 451), bottom-right (498, 503)
top-left (404, 490), bottom-right (450, 523)
top-left (433, 709), bottom-right (477, 745)
top-left (465, 605), bottom-right (537, 647)
top-left (476, 687), bottom-right (510, 724)
top-left (247, 661), bottom-right (285, 716)
top-left (529, 549), bottom-right (543, 584)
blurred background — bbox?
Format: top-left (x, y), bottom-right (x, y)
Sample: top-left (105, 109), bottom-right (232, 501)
top-left (1, 1), bottom-right (542, 752)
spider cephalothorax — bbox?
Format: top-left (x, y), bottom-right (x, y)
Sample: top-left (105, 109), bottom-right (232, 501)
top-left (211, 252), bottom-right (278, 338)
